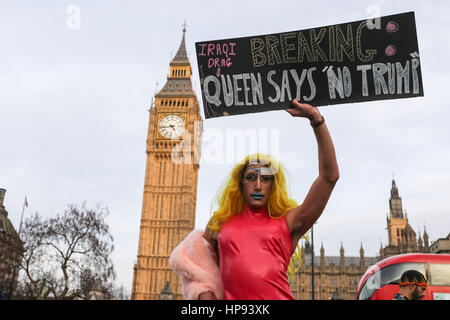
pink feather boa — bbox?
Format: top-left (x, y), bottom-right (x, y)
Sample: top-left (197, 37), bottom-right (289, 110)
top-left (169, 229), bottom-right (224, 300)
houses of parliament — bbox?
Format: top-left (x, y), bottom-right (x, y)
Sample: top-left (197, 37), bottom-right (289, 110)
top-left (130, 28), bottom-right (441, 300)
top-left (292, 178), bottom-right (432, 300)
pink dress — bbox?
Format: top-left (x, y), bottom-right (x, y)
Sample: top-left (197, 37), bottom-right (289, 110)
top-left (218, 204), bottom-right (295, 300)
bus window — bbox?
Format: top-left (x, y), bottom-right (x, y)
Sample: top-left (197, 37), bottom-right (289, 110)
top-left (358, 263), bottom-right (426, 300)
top-left (380, 263), bottom-right (426, 286)
top-left (358, 272), bottom-right (379, 300)
top-left (429, 264), bottom-right (450, 286)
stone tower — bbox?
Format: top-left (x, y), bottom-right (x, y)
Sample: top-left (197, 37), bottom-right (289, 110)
top-left (131, 27), bottom-right (203, 300)
top-left (381, 179), bottom-right (430, 259)
top-left (387, 179), bottom-right (408, 247)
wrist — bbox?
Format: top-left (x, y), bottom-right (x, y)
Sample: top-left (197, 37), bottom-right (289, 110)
top-left (309, 110), bottom-right (324, 127)
top-left (308, 110), bottom-right (322, 122)
top-left (310, 115), bottom-right (325, 128)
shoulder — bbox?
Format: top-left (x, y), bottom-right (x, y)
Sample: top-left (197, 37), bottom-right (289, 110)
top-left (203, 225), bottom-right (219, 242)
top-left (203, 225), bottom-right (219, 256)
top-left (392, 293), bottom-right (408, 300)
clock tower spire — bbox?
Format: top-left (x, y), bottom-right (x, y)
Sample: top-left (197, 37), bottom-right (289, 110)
top-left (132, 26), bottom-right (203, 300)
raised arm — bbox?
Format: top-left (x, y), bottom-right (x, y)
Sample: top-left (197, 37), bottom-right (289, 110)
top-left (285, 99), bottom-right (339, 246)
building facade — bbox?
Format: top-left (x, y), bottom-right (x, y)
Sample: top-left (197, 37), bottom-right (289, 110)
top-left (131, 28), bottom-right (203, 300)
top-left (430, 233), bottom-right (450, 254)
top-left (0, 188), bottom-right (24, 299)
top-left (292, 241), bottom-right (378, 300)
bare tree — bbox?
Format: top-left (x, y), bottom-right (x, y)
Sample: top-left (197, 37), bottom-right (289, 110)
top-left (74, 268), bottom-right (128, 300)
top-left (75, 268), bottom-right (97, 300)
top-left (17, 204), bottom-right (115, 299)
top-left (17, 212), bottom-right (53, 299)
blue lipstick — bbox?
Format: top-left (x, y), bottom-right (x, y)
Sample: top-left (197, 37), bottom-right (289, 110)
top-left (251, 193), bottom-right (264, 200)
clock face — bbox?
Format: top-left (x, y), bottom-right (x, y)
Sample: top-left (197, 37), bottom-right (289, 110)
top-left (158, 114), bottom-right (185, 139)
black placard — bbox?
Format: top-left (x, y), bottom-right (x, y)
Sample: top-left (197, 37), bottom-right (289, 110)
top-left (195, 12), bottom-right (423, 119)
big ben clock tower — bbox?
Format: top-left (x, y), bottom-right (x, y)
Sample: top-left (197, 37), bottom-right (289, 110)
top-left (132, 26), bottom-right (203, 300)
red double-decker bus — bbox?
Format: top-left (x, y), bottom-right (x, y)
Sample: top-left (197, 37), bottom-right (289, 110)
top-left (356, 253), bottom-right (450, 300)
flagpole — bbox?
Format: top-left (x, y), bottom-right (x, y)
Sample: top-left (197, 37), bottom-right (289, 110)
top-left (18, 196), bottom-right (27, 235)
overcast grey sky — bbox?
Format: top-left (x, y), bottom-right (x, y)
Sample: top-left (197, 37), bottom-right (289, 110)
top-left (1, 1), bottom-right (449, 295)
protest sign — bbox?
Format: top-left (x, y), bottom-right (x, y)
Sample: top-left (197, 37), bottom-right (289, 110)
top-left (195, 12), bottom-right (423, 119)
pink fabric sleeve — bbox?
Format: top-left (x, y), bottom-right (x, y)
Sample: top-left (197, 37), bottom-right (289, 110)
top-left (169, 229), bottom-right (223, 300)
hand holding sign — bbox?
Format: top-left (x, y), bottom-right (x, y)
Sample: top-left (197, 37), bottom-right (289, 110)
top-left (286, 99), bottom-right (322, 123)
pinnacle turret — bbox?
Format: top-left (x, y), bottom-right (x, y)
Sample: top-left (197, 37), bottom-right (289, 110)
top-left (157, 26), bottom-right (194, 98)
top-left (171, 24), bottom-right (189, 64)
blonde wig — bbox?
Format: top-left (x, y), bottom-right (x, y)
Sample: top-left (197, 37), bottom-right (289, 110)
top-left (207, 153), bottom-right (308, 279)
